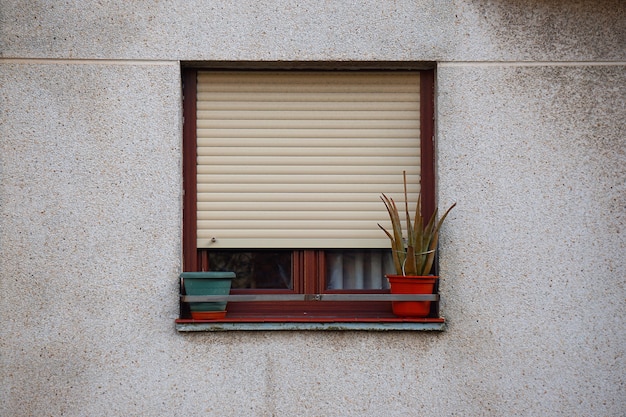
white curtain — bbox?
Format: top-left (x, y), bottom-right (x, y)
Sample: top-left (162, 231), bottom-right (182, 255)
top-left (326, 250), bottom-right (393, 290)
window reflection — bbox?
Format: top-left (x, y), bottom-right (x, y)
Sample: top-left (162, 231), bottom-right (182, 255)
top-left (209, 250), bottom-right (292, 289)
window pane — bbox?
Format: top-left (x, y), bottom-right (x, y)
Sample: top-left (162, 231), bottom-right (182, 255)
top-left (325, 249), bottom-right (393, 290)
top-left (208, 250), bottom-right (292, 289)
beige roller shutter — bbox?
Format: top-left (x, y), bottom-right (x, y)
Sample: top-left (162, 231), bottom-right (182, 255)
top-left (196, 71), bottom-right (421, 249)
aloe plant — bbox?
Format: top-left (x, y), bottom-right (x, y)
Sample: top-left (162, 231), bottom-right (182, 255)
top-left (378, 171), bottom-right (456, 276)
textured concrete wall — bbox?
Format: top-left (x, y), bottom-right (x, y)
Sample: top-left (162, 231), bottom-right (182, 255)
top-left (1, 1), bottom-right (625, 416)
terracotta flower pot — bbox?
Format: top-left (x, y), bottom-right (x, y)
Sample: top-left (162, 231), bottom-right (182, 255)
top-left (386, 274), bottom-right (438, 317)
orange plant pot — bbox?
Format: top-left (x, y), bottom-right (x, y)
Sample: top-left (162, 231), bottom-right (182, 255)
top-left (190, 311), bottom-right (227, 320)
top-left (386, 274), bottom-right (438, 317)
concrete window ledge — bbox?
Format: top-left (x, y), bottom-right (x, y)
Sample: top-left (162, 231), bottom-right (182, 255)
top-left (175, 319), bottom-right (446, 332)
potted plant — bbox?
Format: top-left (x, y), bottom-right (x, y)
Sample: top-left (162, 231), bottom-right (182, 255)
top-left (379, 172), bottom-right (455, 317)
top-left (180, 271), bottom-right (235, 320)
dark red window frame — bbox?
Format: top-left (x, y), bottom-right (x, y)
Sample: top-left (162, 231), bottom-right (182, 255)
top-left (181, 66), bottom-right (436, 320)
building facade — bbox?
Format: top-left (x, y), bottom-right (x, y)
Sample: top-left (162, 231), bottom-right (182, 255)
top-left (1, 1), bottom-right (625, 415)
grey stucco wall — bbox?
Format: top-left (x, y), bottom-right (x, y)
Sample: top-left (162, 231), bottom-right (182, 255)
top-left (1, 1), bottom-right (625, 416)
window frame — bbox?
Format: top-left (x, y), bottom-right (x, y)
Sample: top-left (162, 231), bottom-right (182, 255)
top-left (181, 64), bottom-right (437, 322)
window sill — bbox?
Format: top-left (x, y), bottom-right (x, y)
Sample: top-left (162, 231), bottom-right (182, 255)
top-left (177, 293), bottom-right (445, 331)
top-left (175, 317), bottom-right (445, 332)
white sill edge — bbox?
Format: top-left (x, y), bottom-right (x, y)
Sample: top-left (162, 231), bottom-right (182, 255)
top-left (175, 321), bottom-right (446, 332)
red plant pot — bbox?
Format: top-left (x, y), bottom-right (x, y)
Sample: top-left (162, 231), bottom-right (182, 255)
top-left (190, 311), bottom-right (227, 320)
top-left (386, 274), bottom-right (438, 317)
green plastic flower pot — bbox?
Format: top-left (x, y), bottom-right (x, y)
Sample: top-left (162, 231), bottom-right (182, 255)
top-left (181, 272), bottom-right (235, 317)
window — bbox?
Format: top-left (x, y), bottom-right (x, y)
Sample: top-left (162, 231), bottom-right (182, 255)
top-left (181, 65), bottom-right (437, 322)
